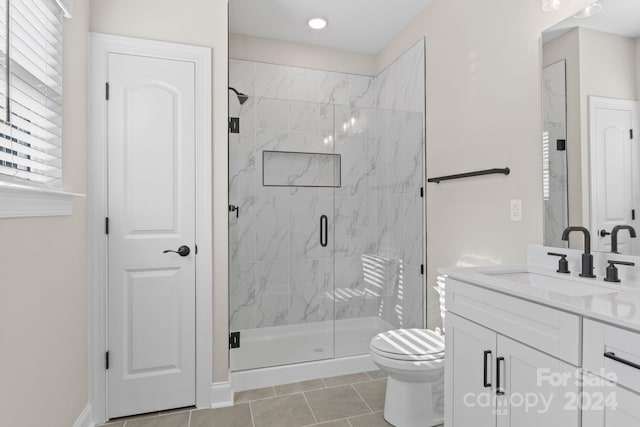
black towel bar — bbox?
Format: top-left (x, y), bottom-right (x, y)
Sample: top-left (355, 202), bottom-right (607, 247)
top-left (427, 168), bottom-right (510, 184)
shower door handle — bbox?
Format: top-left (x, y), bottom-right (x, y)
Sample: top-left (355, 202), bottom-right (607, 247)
top-left (320, 215), bottom-right (328, 247)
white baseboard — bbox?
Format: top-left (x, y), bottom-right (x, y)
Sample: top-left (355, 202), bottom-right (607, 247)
top-left (73, 404), bottom-right (94, 427)
top-left (210, 381), bottom-right (234, 409)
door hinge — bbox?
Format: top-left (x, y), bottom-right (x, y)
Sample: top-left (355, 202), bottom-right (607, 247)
top-left (229, 332), bottom-right (240, 349)
top-left (105, 217), bottom-right (109, 235)
top-left (420, 264), bottom-right (425, 275)
top-left (556, 139), bottom-right (566, 151)
top-left (229, 117), bottom-right (240, 134)
top-left (105, 82), bottom-right (110, 101)
top-left (633, 209), bottom-right (636, 221)
top-left (631, 129), bottom-right (634, 140)
top-left (195, 244), bottom-right (198, 255)
top-left (420, 187), bottom-right (424, 197)
top-left (105, 351), bottom-right (109, 370)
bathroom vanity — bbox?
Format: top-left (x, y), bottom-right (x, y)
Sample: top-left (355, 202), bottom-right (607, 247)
top-left (444, 245), bottom-right (640, 426)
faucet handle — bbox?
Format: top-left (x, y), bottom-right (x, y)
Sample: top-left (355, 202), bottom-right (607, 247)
top-left (604, 260), bottom-right (636, 283)
top-left (547, 252), bottom-right (570, 274)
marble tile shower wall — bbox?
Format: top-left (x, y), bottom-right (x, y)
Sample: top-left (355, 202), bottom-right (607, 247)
top-left (229, 39), bottom-right (426, 333)
top-left (543, 61), bottom-right (568, 248)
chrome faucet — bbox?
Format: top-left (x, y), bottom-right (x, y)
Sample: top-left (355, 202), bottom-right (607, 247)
top-left (611, 225), bottom-right (637, 254)
top-left (561, 226), bottom-right (596, 278)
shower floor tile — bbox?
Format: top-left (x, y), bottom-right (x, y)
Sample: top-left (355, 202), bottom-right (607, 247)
top-left (97, 370), bottom-right (444, 427)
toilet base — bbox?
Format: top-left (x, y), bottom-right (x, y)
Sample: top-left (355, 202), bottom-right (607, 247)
top-left (383, 375), bottom-right (444, 427)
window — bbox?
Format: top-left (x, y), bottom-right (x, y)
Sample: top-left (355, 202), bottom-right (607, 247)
top-left (0, 0), bottom-right (74, 218)
top-left (0, 0), bottom-right (71, 187)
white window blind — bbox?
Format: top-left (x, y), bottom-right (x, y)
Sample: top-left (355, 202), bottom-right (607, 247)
top-left (0, 0), bottom-right (64, 187)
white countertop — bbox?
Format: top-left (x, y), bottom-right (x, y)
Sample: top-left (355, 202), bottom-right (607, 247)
top-left (441, 245), bottom-right (640, 333)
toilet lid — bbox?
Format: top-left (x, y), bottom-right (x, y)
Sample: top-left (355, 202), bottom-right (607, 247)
top-left (370, 329), bottom-right (445, 361)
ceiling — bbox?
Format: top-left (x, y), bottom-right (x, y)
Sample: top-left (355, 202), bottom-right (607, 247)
top-left (229, 0), bottom-right (432, 54)
top-left (543, 0), bottom-right (640, 43)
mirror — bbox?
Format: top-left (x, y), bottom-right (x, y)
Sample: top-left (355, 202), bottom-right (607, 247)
top-left (542, 0), bottom-right (640, 255)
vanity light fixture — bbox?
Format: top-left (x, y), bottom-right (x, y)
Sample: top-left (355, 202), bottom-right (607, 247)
top-left (308, 18), bottom-right (327, 30)
top-left (573, 0), bottom-right (602, 18)
top-left (541, 0), bottom-right (562, 12)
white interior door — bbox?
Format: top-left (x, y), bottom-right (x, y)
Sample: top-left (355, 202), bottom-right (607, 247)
top-left (107, 52), bottom-right (197, 419)
top-left (590, 97), bottom-right (639, 254)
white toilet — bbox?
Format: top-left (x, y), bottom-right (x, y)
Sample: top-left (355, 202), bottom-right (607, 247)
top-left (370, 328), bottom-right (445, 427)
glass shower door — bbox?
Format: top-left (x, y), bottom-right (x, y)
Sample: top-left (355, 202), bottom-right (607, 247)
top-left (333, 105), bottom-right (426, 358)
top-left (543, 60), bottom-right (569, 247)
top-left (229, 97), bottom-right (337, 371)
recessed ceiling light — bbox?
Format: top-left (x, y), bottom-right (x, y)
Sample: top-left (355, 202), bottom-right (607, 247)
top-left (573, 1), bottom-right (602, 18)
top-left (541, 0), bottom-right (562, 12)
top-left (308, 18), bottom-right (327, 30)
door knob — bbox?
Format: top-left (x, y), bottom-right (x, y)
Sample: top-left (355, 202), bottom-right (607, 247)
top-left (600, 229), bottom-right (611, 237)
top-left (163, 245), bottom-right (191, 257)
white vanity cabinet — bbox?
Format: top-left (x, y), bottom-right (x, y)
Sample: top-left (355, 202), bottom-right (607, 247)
top-left (582, 319), bottom-right (640, 426)
top-left (582, 374), bottom-right (640, 426)
top-left (445, 278), bottom-right (581, 427)
top-left (445, 313), bottom-right (497, 426)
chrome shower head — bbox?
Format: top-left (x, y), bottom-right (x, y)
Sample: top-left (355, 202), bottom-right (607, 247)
top-left (229, 87), bottom-right (249, 105)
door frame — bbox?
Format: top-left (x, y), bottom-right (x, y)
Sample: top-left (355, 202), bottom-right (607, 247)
top-left (88, 33), bottom-right (212, 423)
top-left (588, 96), bottom-right (639, 251)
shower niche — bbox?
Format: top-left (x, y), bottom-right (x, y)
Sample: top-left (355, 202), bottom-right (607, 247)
top-left (262, 151), bottom-right (341, 188)
top-left (228, 39), bottom-right (426, 372)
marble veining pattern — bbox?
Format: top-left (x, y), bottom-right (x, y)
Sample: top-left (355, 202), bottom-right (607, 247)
top-left (543, 60), bottom-right (569, 248)
top-left (229, 39), bottom-right (426, 337)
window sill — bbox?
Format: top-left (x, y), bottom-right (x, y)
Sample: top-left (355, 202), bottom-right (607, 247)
top-left (0, 181), bottom-right (84, 218)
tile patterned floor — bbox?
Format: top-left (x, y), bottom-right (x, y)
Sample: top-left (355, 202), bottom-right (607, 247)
top-left (98, 370), bottom-right (444, 427)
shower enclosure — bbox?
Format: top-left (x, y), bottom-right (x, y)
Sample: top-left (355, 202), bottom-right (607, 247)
top-left (228, 41), bottom-right (426, 372)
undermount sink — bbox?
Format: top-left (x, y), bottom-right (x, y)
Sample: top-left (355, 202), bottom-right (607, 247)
top-left (485, 271), bottom-right (617, 297)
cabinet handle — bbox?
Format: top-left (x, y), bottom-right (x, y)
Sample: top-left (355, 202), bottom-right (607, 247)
top-left (483, 350), bottom-right (492, 388)
top-left (496, 357), bottom-right (505, 396)
top-left (604, 352), bottom-right (640, 370)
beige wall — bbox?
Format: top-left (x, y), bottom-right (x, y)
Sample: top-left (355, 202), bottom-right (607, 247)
top-left (0, 1), bottom-right (90, 426)
top-left (230, 33), bottom-right (377, 76)
top-left (90, 0), bottom-right (230, 383)
top-left (376, 0), bottom-right (594, 328)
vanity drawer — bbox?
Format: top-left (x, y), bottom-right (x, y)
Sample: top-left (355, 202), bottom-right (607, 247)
top-left (583, 319), bottom-right (640, 393)
top-left (446, 278), bottom-right (581, 365)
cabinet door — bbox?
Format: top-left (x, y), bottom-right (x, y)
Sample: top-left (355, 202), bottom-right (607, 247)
top-left (496, 335), bottom-right (580, 427)
top-left (583, 372), bottom-right (640, 427)
top-left (445, 313), bottom-right (497, 427)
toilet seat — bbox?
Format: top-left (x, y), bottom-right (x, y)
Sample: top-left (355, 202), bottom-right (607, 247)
top-left (370, 329), bottom-right (444, 361)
